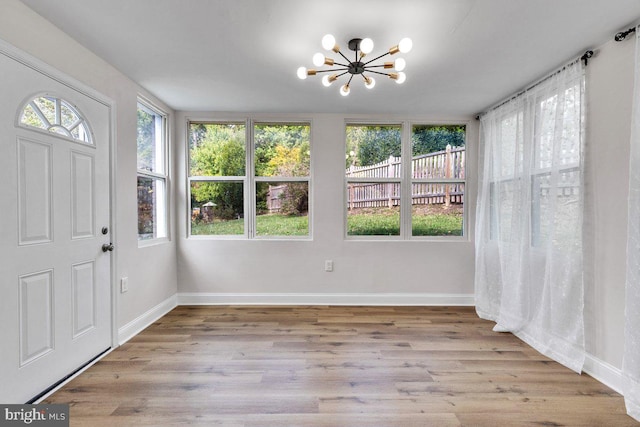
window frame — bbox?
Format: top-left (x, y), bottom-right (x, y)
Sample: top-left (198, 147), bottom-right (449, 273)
top-left (187, 118), bottom-right (313, 240)
top-left (344, 120), bottom-right (467, 241)
top-left (17, 93), bottom-right (94, 145)
top-left (137, 97), bottom-right (169, 245)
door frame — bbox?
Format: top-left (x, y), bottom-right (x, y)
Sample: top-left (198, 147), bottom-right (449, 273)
top-left (0, 37), bottom-right (118, 348)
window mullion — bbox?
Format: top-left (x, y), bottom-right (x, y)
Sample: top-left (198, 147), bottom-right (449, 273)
top-left (402, 121), bottom-right (412, 239)
top-left (247, 118), bottom-right (254, 239)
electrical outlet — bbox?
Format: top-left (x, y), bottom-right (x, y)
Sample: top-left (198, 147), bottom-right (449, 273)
top-left (324, 260), bottom-right (333, 272)
top-left (121, 277), bottom-right (128, 293)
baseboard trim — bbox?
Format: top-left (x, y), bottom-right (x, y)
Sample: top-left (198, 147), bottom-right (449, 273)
top-left (118, 294), bottom-right (178, 345)
top-left (177, 292), bottom-right (475, 306)
top-left (583, 352), bottom-right (624, 395)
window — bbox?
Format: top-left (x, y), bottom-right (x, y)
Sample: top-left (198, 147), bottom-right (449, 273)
top-left (531, 86), bottom-right (581, 247)
top-left (487, 80), bottom-right (582, 247)
top-left (189, 121), bottom-right (310, 238)
top-left (19, 95), bottom-right (92, 144)
top-left (345, 123), bottom-right (465, 238)
top-left (137, 100), bottom-right (168, 241)
top-left (411, 125), bottom-right (466, 237)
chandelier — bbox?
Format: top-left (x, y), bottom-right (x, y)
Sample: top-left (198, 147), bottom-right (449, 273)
top-left (297, 34), bottom-right (413, 96)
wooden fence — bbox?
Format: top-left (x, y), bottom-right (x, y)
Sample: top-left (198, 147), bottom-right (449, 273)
top-left (267, 184), bottom-right (286, 212)
top-left (346, 145), bottom-right (465, 209)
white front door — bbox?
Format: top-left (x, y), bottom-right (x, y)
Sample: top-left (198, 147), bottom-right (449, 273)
top-left (0, 49), bottom-right (113, 403)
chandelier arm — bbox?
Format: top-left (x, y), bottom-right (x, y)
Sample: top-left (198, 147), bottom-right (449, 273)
top-left (364, 64), bottom-right (390, 69)
top-left (363, 52), bottom-right (391, 65)
top-left (336, 50), bottom-right (352, 63)
top-left (346, 74), bottom-right (354, 85)
top-left (364, 69), bottom-right (392, 77)
top-left (333, 62), bottom-right (350, 67)
top-left (314, 68), bottom-right (350, 73)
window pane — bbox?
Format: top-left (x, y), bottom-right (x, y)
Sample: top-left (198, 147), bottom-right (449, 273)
top-left (254, 124), bottom-right (310, 177)
top-left (412, 183), bottom-right (464, 236)
top-left (490, 179), bottom-right (520, 242)
top-left (346, 125), bottom-right (401, 177)
top-left (536, 87), bottom-right (581, 170)
top-left (347, 182), bottom-right (400, 236)
top-left (190, 182), bottom-right (244, 235)
top-left (256, 181), bottom-right (309, 236)
top-left (498, 113), bottom-right (524, 178)
top-left (137, 103), bottom-right (165, 173)
top-left (33, 96), bottom-right (56, 125)
top-left (60, 101), bottom-right (80, 129)
top-left (411, 125), bottom-right (465, 179)
top-left (189, 123), bottom-right (246, 177)
top-left (531, 170), bottom-right (580, 247)
top-left (21, 104), bottom-right (46, 129)
top-left (137, 176), bottom-right (166, 240)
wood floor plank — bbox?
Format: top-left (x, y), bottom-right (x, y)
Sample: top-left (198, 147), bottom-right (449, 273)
top-left (42, 306), bottom-right (633, 426)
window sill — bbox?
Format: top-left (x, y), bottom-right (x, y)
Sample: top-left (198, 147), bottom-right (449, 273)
top-left (138, 237), bottom-right (170, 248)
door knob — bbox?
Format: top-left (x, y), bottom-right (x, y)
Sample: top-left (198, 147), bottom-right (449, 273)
top-left (102, 243), bottom-right (114, 252)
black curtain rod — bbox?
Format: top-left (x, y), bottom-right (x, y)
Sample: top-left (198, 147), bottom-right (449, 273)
top-left (476, 50), bottom-right (593, 120)
top-left (615, 27), bottom-right (636, 42)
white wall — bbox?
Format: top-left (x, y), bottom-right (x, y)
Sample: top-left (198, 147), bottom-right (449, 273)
top-left (0, 0), bottom-right (178, 332)
top-left (175, 113), bottom-right (478, 303)
top-left (584, 36), bottom-right (634, 369)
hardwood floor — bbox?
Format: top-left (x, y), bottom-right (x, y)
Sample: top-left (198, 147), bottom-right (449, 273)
top-left (44, 306), bottom-right (634, 426)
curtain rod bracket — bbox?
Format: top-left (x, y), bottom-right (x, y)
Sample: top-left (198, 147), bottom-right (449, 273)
top-left (581, 50), bottom-right (594, 66)
top-left (615, 27), bottom-right (636, 42)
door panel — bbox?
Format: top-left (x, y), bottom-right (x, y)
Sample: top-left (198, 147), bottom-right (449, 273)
top-left (71, 261), bottom-right (96, 338)
top-left (71, 151), bottom-right (95, 240)
top-left (17, 138), bottom-right (53, 245)
top-left (0, 49), bottom-right (112, 403)
top-left (19, 270), bottom-right (54, 365)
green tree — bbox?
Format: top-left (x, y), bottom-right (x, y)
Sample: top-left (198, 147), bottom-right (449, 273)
top-left (254, 125), bottom-right (310, 215)
top-left (412, 125), bottom-right (465, 156)
top-left (266, 142), bottom-right (310, 215)
top-left (137, 108), bottom-right (154, 171)
top-left (255, 124), bottom-right (310, 176)
top-left (190, 124), bottom-right (245, 219)
top-left (347, 125), bottom-right (401, 167)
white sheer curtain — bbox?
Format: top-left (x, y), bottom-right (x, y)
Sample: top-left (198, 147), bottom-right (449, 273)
top-left (475, 60), bottom-right (586, 373)
top-left (624, 26), bottom-right (640, 422)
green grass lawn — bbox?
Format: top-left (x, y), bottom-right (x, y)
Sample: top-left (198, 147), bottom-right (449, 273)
top-left (191, 208), bottom-right (462, 237)
top-left (347, 210), bottom-right (463, 236)
top-left (191, 214), bottom-right (309, 236)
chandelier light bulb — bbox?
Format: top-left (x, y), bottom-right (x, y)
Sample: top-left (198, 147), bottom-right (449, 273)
top-left (322, 75), bottom-right (332, 87)
top-left (340, 84), bottom-right (350, 96)
top-left (322, 34), bottom-right (336, 51)
top-left (313, 53), bottom-right (325, 67)
top-left (394, 58), bottom-right (406, 71)
top-left (297, 66), bottom-right (308, 80)
top-left (398, 38), bottom-right (413, 53)
top-left (395, 71), bottom-right (407, 84)
top-left (360, 38), bottom-right (374, 54)
top-left (364, 76), bottom-right (376, 89)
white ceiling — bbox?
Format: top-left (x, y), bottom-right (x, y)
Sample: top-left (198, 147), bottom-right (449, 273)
top-left (19, 0), bottom-right (640, 116)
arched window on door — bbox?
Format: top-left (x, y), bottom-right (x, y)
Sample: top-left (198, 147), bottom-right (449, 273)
top-left (19, 95), bottom-right (93, 144)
